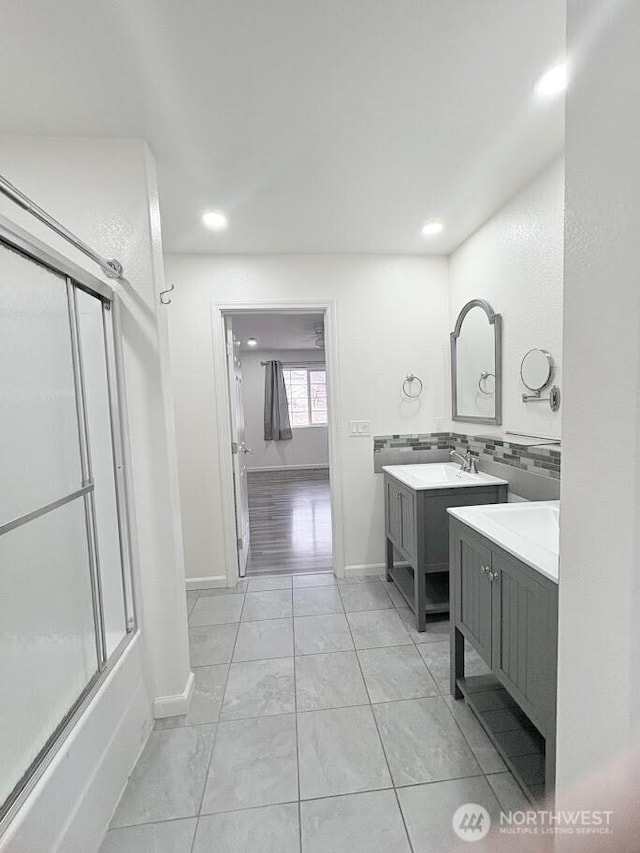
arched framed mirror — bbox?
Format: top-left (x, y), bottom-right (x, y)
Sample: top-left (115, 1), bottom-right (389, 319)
top-left (450, 299), bottom-right (503, 425)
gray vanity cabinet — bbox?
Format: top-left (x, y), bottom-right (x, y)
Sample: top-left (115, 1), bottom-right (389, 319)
top-left (491, 549), bottom-right (557, 732)
top-left (450, 518), bottom-right (558, 800)
top-left (384, 473), bottom-right (507, 631)
top-left (385, 478), bottom-right (416, 562)
top-left (456, 533), bottom-right (493, 665)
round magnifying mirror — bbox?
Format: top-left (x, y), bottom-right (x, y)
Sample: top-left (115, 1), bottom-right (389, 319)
top-left (520, 348), bottom-right (554, 392)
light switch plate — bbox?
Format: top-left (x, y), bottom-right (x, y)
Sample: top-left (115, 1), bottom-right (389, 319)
top-left (350, 420), bottom-right (371, 437)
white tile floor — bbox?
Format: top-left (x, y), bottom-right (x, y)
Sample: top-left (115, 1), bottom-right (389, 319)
top-left (101, 573), bottom-right (530, 852)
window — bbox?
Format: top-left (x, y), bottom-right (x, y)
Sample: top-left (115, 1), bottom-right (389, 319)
top-left (283, 366), bottom-right (327, 427)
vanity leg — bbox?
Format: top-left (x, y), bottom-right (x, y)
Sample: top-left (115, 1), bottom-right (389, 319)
top-left (415, 566), bottom-right (426, 632)
top-left (451, 626), bottom-right (464, 699)
top-left (385, 538), bottom-right (393, 582)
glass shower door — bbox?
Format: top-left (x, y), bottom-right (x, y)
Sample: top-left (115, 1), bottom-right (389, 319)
top-left (0, 237), bottom-right (134, 822)
top-left (0, 244), bottom-right (100, 808)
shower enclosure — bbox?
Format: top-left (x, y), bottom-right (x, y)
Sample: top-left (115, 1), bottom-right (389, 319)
top-left (0, 223), bottom-right (136, 829)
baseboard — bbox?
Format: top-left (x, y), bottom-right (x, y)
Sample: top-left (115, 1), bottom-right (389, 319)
top-left (185, 574), bottom-right (229, 591)
top-left (343, 563), bottom-right (387, 580)
top-left (152, 670), bottom-right (195, 719)
top-left (343, 561), bottom-right (411, 580)
top-left (247, 464), bottom-right (330, 473)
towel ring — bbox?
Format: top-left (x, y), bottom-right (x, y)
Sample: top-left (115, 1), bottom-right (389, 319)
top-left (478, 371), bottom-right (495, 395)
top-left (402, 374), bottom-right (423, 398)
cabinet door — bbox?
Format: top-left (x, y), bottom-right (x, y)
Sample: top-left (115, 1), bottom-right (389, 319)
top-left (385, 478), bottom-right (402, 546)
top-left (455, 530), bottom-right (493, 666)
top-left (399, 486), bottom-right (416, 561)
top-left (491, 550), bottom-right (556, 735)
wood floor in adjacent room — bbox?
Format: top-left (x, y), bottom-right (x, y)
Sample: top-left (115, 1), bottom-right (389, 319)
top-left (246, 468), bottom-right (333, 576)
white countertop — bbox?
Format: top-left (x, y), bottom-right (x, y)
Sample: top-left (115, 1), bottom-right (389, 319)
top-left (382, 462), bottom-right (508, 491)
top-left (448, 501), bottom-right (560, 583)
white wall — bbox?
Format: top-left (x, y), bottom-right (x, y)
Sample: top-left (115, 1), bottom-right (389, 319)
top-left (556, 0), bottom-right (640, 801)
top-left (241, 348), bottom-right (329, 471)
top-left (0, 137), bottom-right (191, 851)
top-left (165, 255), bottom-right (450, 582)
top-left (449, 157), bottom-right (565, 439)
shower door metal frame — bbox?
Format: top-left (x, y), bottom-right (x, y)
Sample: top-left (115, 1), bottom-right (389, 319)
top-left (0, 213), bottom-right (137, 833)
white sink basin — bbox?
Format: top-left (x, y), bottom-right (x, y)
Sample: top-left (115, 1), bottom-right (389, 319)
top-left (448, 501), bottom-right (560, 582)
top-left (382, 462), bottom-right (508, 491)
top-left (484, 503), bottom-right (559, 553)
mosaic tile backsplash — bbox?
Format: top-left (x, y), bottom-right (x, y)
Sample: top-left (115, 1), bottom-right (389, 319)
top-left (374, 432), bottom-right (561, 480)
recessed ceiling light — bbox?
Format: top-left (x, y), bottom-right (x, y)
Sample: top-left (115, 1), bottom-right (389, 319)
top-left (421, 220), bottom-right (444, 237)
top-left (202, 210), bottom-right (228, 231)
top-left (534, 62), bottom-right (568, 98)
top-left (247, 338), bottom-right (258, 347)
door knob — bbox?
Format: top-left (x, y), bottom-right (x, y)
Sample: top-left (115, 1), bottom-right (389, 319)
top-left (240, 444), bottom-right (254, 454)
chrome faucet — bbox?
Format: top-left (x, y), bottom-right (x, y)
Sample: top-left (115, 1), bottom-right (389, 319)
top-left (450, 450), bottom-right (479, 474)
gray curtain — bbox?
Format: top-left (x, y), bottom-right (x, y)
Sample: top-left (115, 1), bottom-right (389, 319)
top-left (264, 360), bottom-right (292, 441)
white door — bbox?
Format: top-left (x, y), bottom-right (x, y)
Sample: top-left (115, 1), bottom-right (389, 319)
top-left (225, 318), bottom-right (252, 576)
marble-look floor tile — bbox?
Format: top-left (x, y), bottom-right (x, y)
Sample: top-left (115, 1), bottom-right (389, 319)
top-left (247, 575), bottom-right (293, 592)
top-left (188, 624), bottom-right (238, 666)
top-left (417, 640), bottom-right (490, 692)
top-left (487, 771), bottom-right (531, 814)
top-left (398, 776), bottom-right (502, 853)
top-left (189, 594), bottom-right (244, 627)
top-left (383, 580), bottom-right (407, 609)
top-left (295, 651), bottom-right (368, 711)
top-left (186, 592), bottom-right (199, 619)
top-left (155, 665), bottom-right (228, 729)
top-left (100, 818), bottom-right (197, 853)
top-left (346, 610), bottom-right (412, 649)
top-left (444, 695), bottom-right (507, 773)
top-left (233, 618), bottom-right (294, 661)
top-left (293, 586), bottom-right (344, 616)
top-left (301, 789), bottom-right (411, 853)
top-left (338, 581), bottom-right (393, 612)
top-left (241, 589), bottom-right (293, 621)
top-left (201, 714), bottom-right (298, 814)
top-left (111, 726), bottom-right (216, 827)
top-left (373, 697), bottom-right (481, 786)
top-left (357, 645), bottom-right (439, 703)
top-left (297, 705), bottom-right (391, 799)
top-left (397, 609), bottom-right (451, 644)
top-left (292, 572), bottom-right (337, 588)
top-left (221, 657), bottom-right (295, 719)
top-left (193, 803), bottom-right (300, 853)
top-left (293, 613), bottom-right (354, 655)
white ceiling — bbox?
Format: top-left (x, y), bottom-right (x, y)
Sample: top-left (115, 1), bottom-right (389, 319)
top-left (232, 313), bottom-right (324, 351)
top-left (0, 0), bottom-right (565, 255)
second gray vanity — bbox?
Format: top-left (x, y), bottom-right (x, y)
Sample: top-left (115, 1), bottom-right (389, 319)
top-left (383, 462), bottom-right (508, 630)
top-left (448, 501), bottom-right (559, 801)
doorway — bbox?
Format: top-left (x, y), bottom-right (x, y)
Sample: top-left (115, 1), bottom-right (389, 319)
top-left (223, 310), bottom-right (334, 578)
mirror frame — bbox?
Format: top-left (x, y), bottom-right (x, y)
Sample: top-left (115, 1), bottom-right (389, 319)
top-left (450, 298), bottom-right (503, 426)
